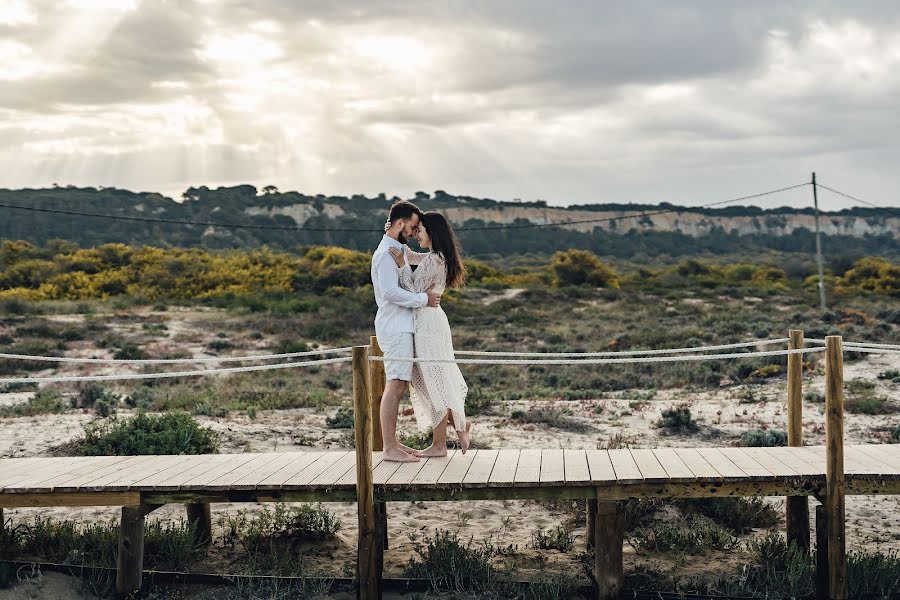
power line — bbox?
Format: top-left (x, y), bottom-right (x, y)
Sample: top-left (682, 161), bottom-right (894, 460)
top-left (459, 182), bottom-right (811, 230)
top-left (0, 182), bottom-right (811, 234)
top-left (816, 183), bottom-right (900, 217)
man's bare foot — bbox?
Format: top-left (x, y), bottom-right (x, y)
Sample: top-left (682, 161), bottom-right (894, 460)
top-left (384, 447), bottom-right (419, 462)
top-left (458, 420), bottom-right (472, 454)
top-left (418, 445), bottom-right (448, 457)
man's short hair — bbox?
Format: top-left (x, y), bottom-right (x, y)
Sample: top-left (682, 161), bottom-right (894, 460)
top-left (389, 200), bottom-right (423, 223)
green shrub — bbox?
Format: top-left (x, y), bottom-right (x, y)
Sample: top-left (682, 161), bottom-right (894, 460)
top-left (0, 389), bottom-right (68, 417)
top-left (740, 428), bottom-right (787, 447)
top-left (679, 497), bottom-right (780, 534)
top-left (878, 368), bottom-right (900, 382)
top-left (325, 406), bottom-right (355, 429)
top-left (804, 390), bottom-right (825, 403)
top-left (892, 424), bottom-right (900, 443)
top-left (79, 412), bottom-right (219, 456)
top-left (656, 405), bottom-right (698, 432)
top-left (531, 524), bottom-right (575, 552)
top-left (223, 503), bottom-right (341, 552)
top-left (631, 516), bottom-right (738, 553)
top-left (404, 529), bottom-right (500, 593)
top-left (113, 343), bottom-right (148, 360)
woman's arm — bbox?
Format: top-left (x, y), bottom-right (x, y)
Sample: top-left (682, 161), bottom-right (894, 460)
top-left (404, 246), bottom-right (430, 266)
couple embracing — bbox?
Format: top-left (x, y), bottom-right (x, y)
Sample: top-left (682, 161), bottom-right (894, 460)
top-left (371, 201), bottom-right (471, 463)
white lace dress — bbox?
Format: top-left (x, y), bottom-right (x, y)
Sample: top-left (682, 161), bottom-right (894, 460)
top-left (399, 251), bottom-right (468, 432)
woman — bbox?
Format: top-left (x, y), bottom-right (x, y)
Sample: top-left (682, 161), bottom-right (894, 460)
top-left (387, 211), bottom-right (471, 455)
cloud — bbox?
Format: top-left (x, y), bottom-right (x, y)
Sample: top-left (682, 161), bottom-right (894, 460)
top-left (1, 1), bottom-right (900, 209)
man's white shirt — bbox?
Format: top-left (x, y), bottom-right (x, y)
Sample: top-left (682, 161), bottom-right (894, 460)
top-left (372, 235), bottom-right (427, 336)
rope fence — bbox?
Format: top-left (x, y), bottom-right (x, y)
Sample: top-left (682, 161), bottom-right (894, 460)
top-left (0, 336), bottom-right (896, 385)
top-left (0, 356), bottom-right (352, 385)
top-left (0, 346), bottom-right (354, 364)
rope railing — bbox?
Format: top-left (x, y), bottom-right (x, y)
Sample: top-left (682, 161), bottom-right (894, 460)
top-left (806, 338), bottom-right (900, 350)
top-left (371, 347), bottom-right (827, 365)
top-left (0, 356), bottom-right (352, 385)
top-left (454, 338), bottom-right (789, 357)
top-left (0, 346), bottom-right (354, 364)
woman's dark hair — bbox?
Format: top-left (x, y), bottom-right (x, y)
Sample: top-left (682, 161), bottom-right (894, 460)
top-left (420, 211), bottom-right (467, 289)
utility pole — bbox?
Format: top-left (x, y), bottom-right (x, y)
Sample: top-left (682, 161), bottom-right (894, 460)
top-left (812, 172), bottom-right (827, 311)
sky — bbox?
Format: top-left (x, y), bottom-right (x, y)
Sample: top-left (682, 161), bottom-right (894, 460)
top-left (1, 0), bottom-right (900, 211)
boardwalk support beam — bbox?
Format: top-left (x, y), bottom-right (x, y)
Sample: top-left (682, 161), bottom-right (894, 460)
top-left (786, 329), bottom-right (810, 552)
top-left (824, 335), bottom-right (847, 600)
top-left (370, 336), bottom-right (389, 551)
top-left (353, 345), bottom-right (381, 600)
top-left (185, 502), bottom-right (212, 547)
top-left (115, 503), bottom-right (160, 598)
top-left (593, 499), bottom-right (623, 600)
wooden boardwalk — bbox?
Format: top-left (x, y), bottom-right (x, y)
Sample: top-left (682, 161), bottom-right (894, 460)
top-left (1, 445), bottom-right (898, 508)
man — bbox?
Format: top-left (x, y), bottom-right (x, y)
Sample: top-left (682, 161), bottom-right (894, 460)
top-left (371, 200), bottom-right (440, 462)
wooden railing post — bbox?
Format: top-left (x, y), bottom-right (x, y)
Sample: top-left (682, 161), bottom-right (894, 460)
top-left (353, 345), bottom-right (381, 600)
top-left (786, 329), bottom-right (810, 552)
top-left (369, 336), bottom-right (389, 552)
top-left (593, 499), bottom-right (623, 600)
top-left (824, 336), bottom-right (846, 600)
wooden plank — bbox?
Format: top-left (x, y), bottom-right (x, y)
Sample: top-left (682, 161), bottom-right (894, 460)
top-left (463, 450), bottom-right (499, 485)
top-left (741, 447), bottom-right (800, 477)
top-left (8, 456), bottom-right (111, 491)
top-left (652, 448), bottom-right (696, 482)
top-left (514, 449), bottom-right (542, 485)
top-left (81, 455), bottom-right (169, 491)
top-left (256, 452), bottom-right (324, 487)
top-left (438, 450), bottom-right (477, 484)
top-left (372, 457), bottom-right (405, 485)
top-left (539, 449), bottom-right (565, 485)
top-left (719, 448), bottom-right (772, 479)
top-left (859, 445), bottom-right (900, 471)
top-left (231, 453), bottom-right (296, 488)
top-left (768, 447), bottom-right (821, 477)
top-left (386, 454), bottom-right (428, 486)
top-left (0, 457), bottom-right (58, 481)
top-left (125, 455), bottom-right (206, 490)
top-left (586, 450), bottom-right (616, 483)
top-left (630, 449), bottom-right (668, 482)
top-left (32, 455), bottom-right (134, 492)
top-left (411, 452), bottom-right (455, 485)
top-left (696, 448), bottom-right (746, 481)
top-left (794, 446), bottom-right (827, 472)
top-left (183, 454), bottom-right (262, 488)
top-left (154, 455), bottom-right (236, 490)
top-left (608, 449), bottom-right (642, 483)
top-left (488, 449), bottom-right (519, 485)
top-left (284, 451), bottom-right (352, 487)
top-left (339, 453), bottom-right (383, 486)
top-left (1, 457), bottom-right (88, 490)
top-left (0, 491), bottom-right (140, 508)
top-left (563, 449), bottom-right (591, 483)
top-left (205, 453), bottom-right (283, 490)
top-left (673, 448), bottom-right (721, 480)
top-left (845, 446), bottom-right (900, 475)
top-left (311, 451), bottom-right (360, 486)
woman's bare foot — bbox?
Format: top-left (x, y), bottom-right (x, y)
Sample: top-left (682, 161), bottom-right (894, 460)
top-left (399, 442), bottom-right (422, 457)
top-left (418, 445), bottom-right (448, 457)
top-left (384, 446), bottom-right (419, 462)
top-left (458, 420), bottom-right (472, 454)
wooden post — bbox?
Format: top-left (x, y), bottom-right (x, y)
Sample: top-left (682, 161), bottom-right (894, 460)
top-left (824, 336), bottom-right (846, 600)
top-left (185, 502), bottom-right (212, 546)
top-left (116, 506), bottom-right (146, 597)
top-left (369, 336), bottom-right (385, 452)
top-left (353, 345), bottom-right (380, 600)
top-left (815, 504), bottom-right (829, 600)
top-left (593, 499), bottom-right (623, 600)
top-left (586, 499), bottom-right (597, 550)
top-left (786, 329), bottom-right (810, 552)
top-left (370, 336), bottom-right (389, 551)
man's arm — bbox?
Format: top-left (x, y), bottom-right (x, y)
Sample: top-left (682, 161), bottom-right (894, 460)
top-left (376, 253), bottom-right (427, 308)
